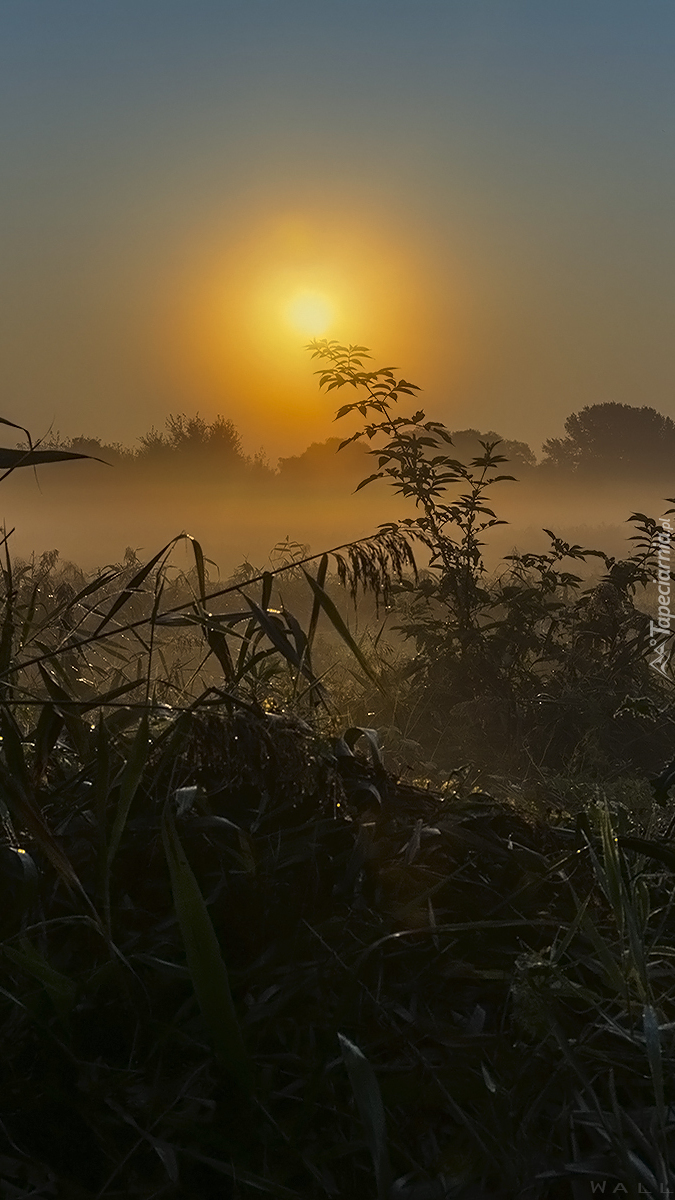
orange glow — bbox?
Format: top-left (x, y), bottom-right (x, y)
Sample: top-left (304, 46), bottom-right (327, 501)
top-left (285, 291), bottom-right (334, 336)
top-left (155, 204), bottom-right (462, 456)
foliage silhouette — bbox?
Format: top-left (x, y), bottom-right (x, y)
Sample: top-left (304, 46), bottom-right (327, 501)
top-left (1, 374), bottom-right (675, 1196)
top-left (0, 413), bottom-right (105, 482)
top-left (541, 401), bottom-right (675, 477)
top-left (307, 339), bottom-right (675, 775)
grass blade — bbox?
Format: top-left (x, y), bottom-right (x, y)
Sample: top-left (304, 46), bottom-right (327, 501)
top-left (0, 760), bottom-right (80, 893)
top-left (302, 569), bottom-right (383, 689)
top-left (206, 626), bottom-right (235, 683)
top-left (93, 711), bottom-right (111, 895)
top-left (244, 597), bottom-right (318, 688)
top-left (161, 804), bottom-right (251, 1093)
top-left (0, 447), bottom-right (106, 468)
top-left (619, 835), bottom-right (675, 873)
top-left (306, 554), bottom-right (328, 656)
top-left (4, 938), bottom-right (76, 1017)
top-left (38, 664), bottom-right (92, 761)
top-left (599, 806), bottom-right (625, 935)
top-left (338, 1032), bottom-right (392, 1200)
top-left (643, 1003), bottom-right (665, 1121)
top-left (31, 703), bottom-right (65, 781)
top-left (104, 712), bottom-right (149, 924)
top-left (94, 537), bottom-right (181, 635)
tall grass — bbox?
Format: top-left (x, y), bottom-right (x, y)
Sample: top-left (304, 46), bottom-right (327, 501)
top-left (1, 385), bottom-right (674, 1197)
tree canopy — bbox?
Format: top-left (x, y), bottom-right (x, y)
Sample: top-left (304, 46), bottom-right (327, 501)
top-left (448, 429), bottom-right (536, 474)
top-left (541, 402), bottom-right (675, 476)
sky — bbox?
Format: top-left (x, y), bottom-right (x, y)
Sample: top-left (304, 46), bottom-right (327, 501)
top-left (0, 0), bottom-right (673, 459)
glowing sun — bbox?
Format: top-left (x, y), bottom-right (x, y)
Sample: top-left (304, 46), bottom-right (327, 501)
top-left (286, 291), bottom-right (333, 336)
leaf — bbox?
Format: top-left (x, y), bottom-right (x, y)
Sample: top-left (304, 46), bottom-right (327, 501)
top-left (643, 1004), bottom-right (665, 1119)
top-left (104, 712), bottom-right (149, 915)
top-left (0, 447), bottom-right (108, 469)
top-left (206, 626), bottom-right (235, 682)
top-left (343, 727), bottom-right (385, 771)
top-left (598, 806), bottom-right (625, 935)
top-left (175, 786), bottom-right (199, 816)
top-left (1, 709), bottom-right (30, 793)
top-left (282, 605), bottom-right (311, 677)
top-left (338, 1033), bottom-right (392, 1200)
top-left (0, 762), bottom-right (81, 893)
top-left (31, 704), bottom-right (64, 781)
top-left (161, 805), bottom-right (250, 1092)
top-left (355, 473), bottom-right (384, 492)
top-left (61, 568), bottom-right (121, 611)
top-left (151, 1138), bottom-right (179, 1184)
top-left (78, 679), bottom-right (144, 712)
top-left (301, 569), bottom-right (383, 690)
top-left (260, 570), bottom-right (274, 611)
top-left (188, 535), bottom-right (207, 604)
top-left (338, 432), bottom-right (364, 450)
top-left (94, 537), bottom-right (182, 635)
top-left (177, 1151), bottom-right (299, 1197)
top-left (0, 416), bottom-right (31, 437)
top-left (2, 844), bottom-right (38, 894)
top-left (0, 550), bottom-right (14, 677)
top-left (93, 711), bottom-right (111, 889)
top-left (37, 665), bottom-right (91, 762)
top-left (4, 939), bottom-right (76, 1017)
top-left (306, 554), bottom-right (328, 656)
top-left (232, 607), bottom-right (260, 678)
top-left (579, 909), bottom-right (627, 998)
top-left (619, 835), bottom-right (675, 872)
top-left (244, 597), bottom-right (314, 682)
top-left (481, 1063), bottom-right (497, 1093)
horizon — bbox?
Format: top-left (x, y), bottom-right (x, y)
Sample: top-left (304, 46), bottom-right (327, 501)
top-left (1, 2), bottom-right (673, 463)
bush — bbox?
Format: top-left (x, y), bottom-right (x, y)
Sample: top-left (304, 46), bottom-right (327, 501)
top-left (307, 339), bottom-right (675, 778)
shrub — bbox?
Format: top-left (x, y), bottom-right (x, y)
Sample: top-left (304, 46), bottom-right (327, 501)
top-left (307, 340), bottom-right (675, 777)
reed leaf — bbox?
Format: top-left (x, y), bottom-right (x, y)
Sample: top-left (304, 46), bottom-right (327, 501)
top-left (0, 447), bottom-right (105, 468)
top-left (37, 664), bottom-right (92, 762)
top-left (306, 553), bottom-right (329, 655)
top-left (31, 703), bottom-right (64, 781)
top-left (104, 712), bottom-right (149, 922)
top-left (4, 938), bottom-right (76, 1017)
top-left (599, 806), bottom-right (625, 936)
top-left (619, 836), bottom-right (675, 873)
top-left (0, 761), bottom-right (80, 893)
top-left (338, 1032), bottom-right (392, 1200)
top-left (161, 803), bottom-right (251, 1093)
top-left (93, 536), bottom-right (182, 635)
top-left (643, 1004), bottom-right (665, 1122)
top-left (93, 711), bottom-right (111, 892)
top-left (301, 569), bottom-right (383, 689)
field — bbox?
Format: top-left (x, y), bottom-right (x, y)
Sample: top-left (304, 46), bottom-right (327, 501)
top-left (1, 346), bottom-right (675, 1198)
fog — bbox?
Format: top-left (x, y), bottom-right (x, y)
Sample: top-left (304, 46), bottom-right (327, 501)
top-left (3, 430), bottom-right (672, 586)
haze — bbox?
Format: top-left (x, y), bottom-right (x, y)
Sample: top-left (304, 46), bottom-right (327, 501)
top-left (1, 2), bottom-right (673, 570)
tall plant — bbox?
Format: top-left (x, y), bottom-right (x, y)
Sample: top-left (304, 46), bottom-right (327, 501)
top-left (308, 340), bottom-right (514, 641)
top-left (307, 340), bottom-right (675, 771)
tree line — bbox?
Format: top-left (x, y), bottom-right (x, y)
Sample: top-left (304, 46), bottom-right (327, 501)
top-left (35, 400), bottom-right (675, 483)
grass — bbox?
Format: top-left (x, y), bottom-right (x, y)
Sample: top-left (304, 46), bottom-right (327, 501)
top-left (1, 645), bottom-right (675, 1196)
top-left (2, 372), bottom-right (675, 1197)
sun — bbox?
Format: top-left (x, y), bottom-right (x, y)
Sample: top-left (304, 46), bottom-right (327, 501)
top-left (286, 291), bottom-right (333, 336)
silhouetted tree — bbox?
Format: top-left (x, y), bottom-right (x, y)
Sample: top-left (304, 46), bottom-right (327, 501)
top-left (541, 403), bottom-right (675, 477)
top-left (277, 430), bottom-right (535, 490)
top-left (277, 437), bottom-right (369, 485)
top-left (136, 413), bottom-right (245, 464)
top-left (28, 413), bottom-right (272, 484)
top-left (69, 436), bottom-right (125, 463)
top-left (448, 429), bottom-right (536, 475)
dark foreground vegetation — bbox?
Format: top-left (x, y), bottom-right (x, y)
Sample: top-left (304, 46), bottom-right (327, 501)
top-left (2, 346), bottom-right (675, 1198)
